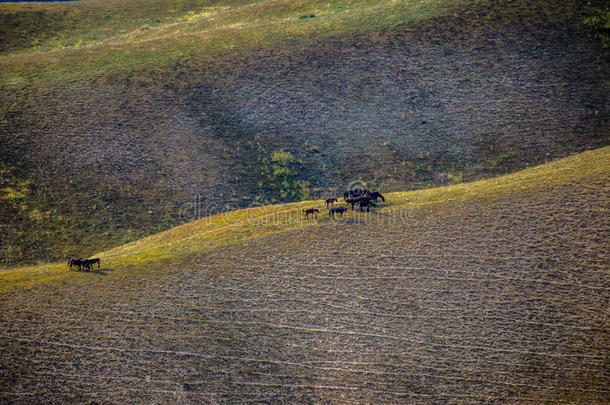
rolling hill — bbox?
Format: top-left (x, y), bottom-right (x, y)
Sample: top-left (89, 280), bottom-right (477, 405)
top-left (1, 0), bottom-right (609, 266)
top-left (0, 146), bottom-right (608, 403)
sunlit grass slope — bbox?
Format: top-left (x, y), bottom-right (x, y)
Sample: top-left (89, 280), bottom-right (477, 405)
top-left (0, 0), bottom-right (577, 85)
top-left (0, 0), bottom-right (255, 54)
top-left (1, 146), bottom-right (608, 291)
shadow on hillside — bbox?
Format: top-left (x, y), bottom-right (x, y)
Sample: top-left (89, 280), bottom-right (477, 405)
top-left (89, 268), bottom-right (113, 276)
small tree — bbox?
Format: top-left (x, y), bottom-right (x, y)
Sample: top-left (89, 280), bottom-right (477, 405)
top-left (268, 151), bottom-right (310, 202)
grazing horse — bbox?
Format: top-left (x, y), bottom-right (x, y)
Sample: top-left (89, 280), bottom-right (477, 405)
top-left (346, 194), bottom-right (373, 210)
top-left (345, 197), bottom-right (362, 210)
top-left (67, 258), bottom-right (85, 271)
top-left (329, 206), bottom-right (348, 219)
top-left (303, 208), bottom-right (319, 219)
top-left (88, 258), bottom-right (101, 269)
top-left (325, 197), bottom-right (338, 208)
top-left (68, 257), bottom-right (100, 271)
top-left (358, 199), bottom-right (377, 212)
top-left (81, 258), bottom-right (101, 270)
top-left (364, 191), bottom-right (385, 202)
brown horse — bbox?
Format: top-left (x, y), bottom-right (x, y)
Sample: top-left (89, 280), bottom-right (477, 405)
top-left (303, 208), bottom-right (320, 219)
top-left (325, 197), bottom-right (338, 208)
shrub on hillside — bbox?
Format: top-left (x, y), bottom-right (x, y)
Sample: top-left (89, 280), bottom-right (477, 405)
top-left (584, 4), bottom-right (610, 48)
top-left (266, 151), bottom-right (310, 202)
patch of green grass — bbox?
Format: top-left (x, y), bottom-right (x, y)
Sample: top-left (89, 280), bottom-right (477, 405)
top-left (2, 146), bottom-right (607, 291)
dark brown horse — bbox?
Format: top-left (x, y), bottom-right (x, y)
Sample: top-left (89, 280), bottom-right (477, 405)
top-left (358, 199), bottom-right (377, 212)
top-left (344, 188), bottom-right (369, 201)
top-left (303, 208), bottom-right (320, 219)
top-left (87, 258), bottom-right (101, 269)
top-left (67, 258), bottom-right (85, 271)
top-left (325, 197), bottom-right (338, 208)
top-left (364, 191), bottom-right (385, 202)
top-left (329, 206), bottom-right (348, 219)
top-left (346, 194), bottom-right (374, 210)
top-left (345, 197), bottom-right (361, 210)
top-left (68, 257), bottom-right (101, 271)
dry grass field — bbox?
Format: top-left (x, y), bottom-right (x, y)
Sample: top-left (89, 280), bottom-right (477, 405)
top-left (0, 147), bottom-right (608, 403)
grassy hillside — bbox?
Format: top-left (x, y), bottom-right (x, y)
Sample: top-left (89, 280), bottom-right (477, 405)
top-left (2, 145), bottom-right (608, 289)
top-left (0, 147), bottom-right (608, 403)
top-left (1, 0), bottom-right (609, 266)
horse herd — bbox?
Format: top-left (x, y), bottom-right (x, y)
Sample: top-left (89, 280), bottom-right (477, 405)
top-left (67, 257), bottom-right (101, 271)
top-left (65, 190), bottom-right (384, 269)
top-left (303, 189), bottom-right (386, 219)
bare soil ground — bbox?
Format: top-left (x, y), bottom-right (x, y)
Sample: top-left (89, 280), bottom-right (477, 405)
top-left (0, 175), bottom-right (608, 403)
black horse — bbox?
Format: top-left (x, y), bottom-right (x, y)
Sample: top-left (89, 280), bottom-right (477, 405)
top-left (329, 206), bottom-right (348, 219)
top-left (364, 191), bottom-right (385, 202)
